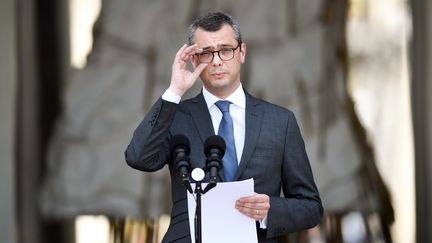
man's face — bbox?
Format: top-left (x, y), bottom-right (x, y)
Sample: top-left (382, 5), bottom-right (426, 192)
top-left (192, 24), bottom-right (246, 99)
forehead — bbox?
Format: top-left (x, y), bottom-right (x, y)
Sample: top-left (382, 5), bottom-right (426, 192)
top-left (194, 24), bottom-right (237, 48)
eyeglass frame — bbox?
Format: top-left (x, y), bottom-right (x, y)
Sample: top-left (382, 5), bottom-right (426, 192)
top-left (194, 42), bottom-right (242, 63)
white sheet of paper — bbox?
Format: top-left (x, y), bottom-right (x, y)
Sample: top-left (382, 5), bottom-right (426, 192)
top-left (187, 178), bottom-right (258, 243)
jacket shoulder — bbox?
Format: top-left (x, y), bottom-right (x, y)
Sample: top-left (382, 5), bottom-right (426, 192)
top-left (247, 93), bottom-right (294, 116)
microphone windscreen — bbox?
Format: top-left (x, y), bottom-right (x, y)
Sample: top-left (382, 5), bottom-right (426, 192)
top-left (170, 134), bottom-right (190, 154)
top-left (204, 135), bottom-right (226, 156)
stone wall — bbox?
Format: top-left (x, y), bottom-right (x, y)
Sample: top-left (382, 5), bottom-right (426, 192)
top-left (41, 0), bottom-right (385, 220)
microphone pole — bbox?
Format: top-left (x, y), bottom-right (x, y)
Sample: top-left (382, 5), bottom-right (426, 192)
top-left (194, 173), bottom-right (204, 243)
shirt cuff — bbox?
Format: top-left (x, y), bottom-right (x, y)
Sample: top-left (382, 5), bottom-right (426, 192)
top-left (162, 89), bottom-right (181, 104)
top-left (259, 215), bottom-right (268, 229)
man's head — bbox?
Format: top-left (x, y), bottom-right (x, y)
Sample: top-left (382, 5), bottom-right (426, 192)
top-left (188, 12), bottom-right (246, 99)
top-left (188, 12), bottom-right (242, 45)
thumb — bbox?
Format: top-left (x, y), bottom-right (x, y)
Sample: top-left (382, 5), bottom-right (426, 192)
top-left (192, 63), bottom-right (208, 79)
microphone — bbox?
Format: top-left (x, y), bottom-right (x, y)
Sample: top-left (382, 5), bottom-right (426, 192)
top-left (170, 134), bottom-right (193, 193)
top-left (204, 135), bottom-right (226, 190)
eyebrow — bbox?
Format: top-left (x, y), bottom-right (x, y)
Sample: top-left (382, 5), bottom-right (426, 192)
top-left (202, 44), bottom-right (236, 50)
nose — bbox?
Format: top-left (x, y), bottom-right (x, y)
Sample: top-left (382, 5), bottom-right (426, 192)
top-left (211, 52), bottom-right (223, 66)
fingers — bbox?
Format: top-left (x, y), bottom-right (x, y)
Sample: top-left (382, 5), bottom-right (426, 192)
top-left (235, 193), bottom-right (270, 221)
top-left (175, 44), bottom-right (203, 63)
top-left (192, 62), bottom-right (208, 78)
top-left (176, 44), bottom-right (207, 78)
top-left (174, 44), bottom-right (187, 60)
top-left (173, 43), bottom-right (206, 76)
top-left (170, 44), bottom-right (207, 96)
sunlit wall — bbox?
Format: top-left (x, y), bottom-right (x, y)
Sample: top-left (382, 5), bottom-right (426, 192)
top-left (69, 0), bottom-right (104, 242)
top-left (347, 0), bottom-right (415, 242)
top-left (70, 0), bottom-right (101, 69)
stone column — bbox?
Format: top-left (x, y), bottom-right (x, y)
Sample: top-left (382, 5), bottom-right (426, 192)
top-left (15, 0), bottom-right (42, 242)
top-left (0, 0), bottom-right (18, 242)
top-left (411, 0), bottom-right (432, 242)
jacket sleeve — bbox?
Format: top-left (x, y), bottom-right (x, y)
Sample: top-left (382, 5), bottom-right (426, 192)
top-left (124, 98), bottom-right (178, 172)
top-left (266, 113), bottom-right (323, 238)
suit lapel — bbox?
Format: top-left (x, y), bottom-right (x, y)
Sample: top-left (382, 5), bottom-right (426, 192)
top-left (186, 93), bottom-right (219, 177)
top-left (233, 94), bottom-right (263, 181)
top-left (187, 93), bottom-right (215, 143)
top-left (188, 92), bottom-right (233, 181)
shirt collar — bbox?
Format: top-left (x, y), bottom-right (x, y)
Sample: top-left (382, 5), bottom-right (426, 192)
top-left (202, 84), bottom-right (246, 109)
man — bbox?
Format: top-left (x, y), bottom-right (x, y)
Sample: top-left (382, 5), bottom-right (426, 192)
top-left (125, 12), bottom-right (322, 243)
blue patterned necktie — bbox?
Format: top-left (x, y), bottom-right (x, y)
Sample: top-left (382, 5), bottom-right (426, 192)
top-left (215, 100), bottom-right (238, 182)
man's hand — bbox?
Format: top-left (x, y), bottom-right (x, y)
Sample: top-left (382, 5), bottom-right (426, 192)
top-left (235, 193), bottom-right (270, 221)
top-left (169, 44), bottom-right (208, 97)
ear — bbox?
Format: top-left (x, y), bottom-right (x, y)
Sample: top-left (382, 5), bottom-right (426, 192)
top-left (240, 42), bottom-right (247, 63)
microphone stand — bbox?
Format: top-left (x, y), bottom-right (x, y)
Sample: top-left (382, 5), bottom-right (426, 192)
top-left (172, 134), bottom-right (223, 243)
top-left (194, 181), bottom-right (203, 243)
top-left (192, 171), bottom-right (217, 243)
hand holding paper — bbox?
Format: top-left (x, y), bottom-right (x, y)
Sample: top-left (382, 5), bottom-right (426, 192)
top-left (235, 193), bottom-right (270, 221)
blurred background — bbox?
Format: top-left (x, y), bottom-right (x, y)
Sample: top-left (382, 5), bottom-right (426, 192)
top-left (1, 0), bottom-right (430, 242)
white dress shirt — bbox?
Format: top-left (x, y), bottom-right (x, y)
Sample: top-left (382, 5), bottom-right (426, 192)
top-left (201, 85), bottom-right (245, 164)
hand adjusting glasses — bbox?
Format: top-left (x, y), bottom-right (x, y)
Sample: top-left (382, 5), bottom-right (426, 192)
top-left (195, 43), bottom-right (241, 63)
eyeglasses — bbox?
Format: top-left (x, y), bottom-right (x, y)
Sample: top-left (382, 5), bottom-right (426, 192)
top-left (195, 43), bottom-right (241, 63)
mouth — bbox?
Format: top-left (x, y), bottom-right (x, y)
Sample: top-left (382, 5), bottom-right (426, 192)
top-left (210, 72), bottom-right (226, 79)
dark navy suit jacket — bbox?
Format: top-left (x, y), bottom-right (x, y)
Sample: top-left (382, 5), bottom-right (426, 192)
top-left (125, 91), bottom-right (323, 243)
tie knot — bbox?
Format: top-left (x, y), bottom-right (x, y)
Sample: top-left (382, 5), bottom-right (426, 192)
top-left (215, 100), bottom-right (231, 113)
